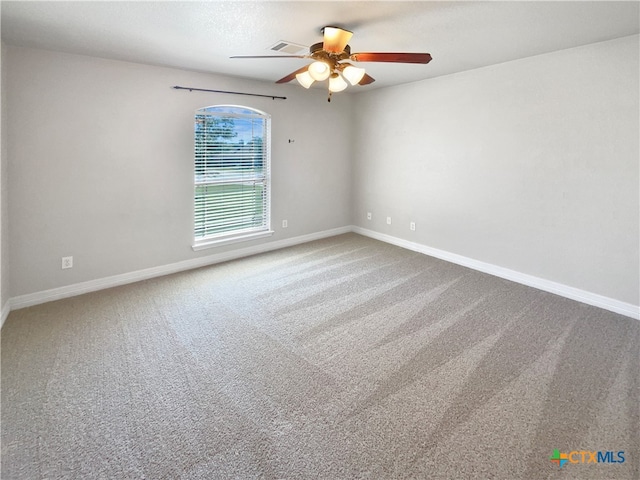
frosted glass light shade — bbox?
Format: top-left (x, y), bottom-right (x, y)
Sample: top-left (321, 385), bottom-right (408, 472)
top-left (296, 71), bottom-right (315, 89)
top-left (322, 27), bottom-right (353, 53)
top-left (328, 73), bottom-right (348, 92)
top-left (308, 61), bottom-right (331, 81)
top-left (342, 65), bottom-right (366, 85)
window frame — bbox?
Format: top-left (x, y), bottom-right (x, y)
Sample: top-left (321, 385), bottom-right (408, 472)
top-left (192, 105), bottom-right (273, 251)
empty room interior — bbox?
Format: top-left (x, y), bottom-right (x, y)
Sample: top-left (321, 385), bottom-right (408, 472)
top-left (1, 1), bottom-right (639, 479)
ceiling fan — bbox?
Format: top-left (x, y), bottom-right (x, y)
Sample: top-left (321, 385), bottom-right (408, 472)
top-left (231, 26), bottom-right (432, 101)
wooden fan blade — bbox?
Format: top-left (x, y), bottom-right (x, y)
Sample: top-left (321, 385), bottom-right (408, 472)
top-left (322, 26), bottom-right (353, 54)
top-left (276, 65), bottom-right (311, 84)
top-left (350, 52), bottom-right (432, 64)
top-left (358, 73), bottom-right (376, 85)
top-left (230, 55), bottom-right (307, 59)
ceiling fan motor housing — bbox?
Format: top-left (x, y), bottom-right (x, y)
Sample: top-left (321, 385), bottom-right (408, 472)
top-left (310, 42), bottom-right (351, 63)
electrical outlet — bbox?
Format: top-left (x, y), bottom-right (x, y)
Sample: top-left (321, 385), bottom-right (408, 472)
top-left (367, 212), bottom-right (372, 220)
top-left (282, 220), bottom-right (288, 228)
top-left (410, 222), bottom-right (416, 231)
top-left (386, 217), bottom-right (392, 225)
top-left (61, 256), bottom-right (73, 269)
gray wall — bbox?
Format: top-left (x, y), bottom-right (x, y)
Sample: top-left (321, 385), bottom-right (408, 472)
top-left (352, 35), bottom-right (639, 305)
top-left (4, 36), bottom-right (639, 309)
top-left (1, 42), bottom-right (7, 313)
top-left (5, 46), bottom-right (353, 297)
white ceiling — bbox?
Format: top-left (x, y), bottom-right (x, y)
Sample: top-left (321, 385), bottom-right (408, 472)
top-left (2, 1), bottom-right (639, 91)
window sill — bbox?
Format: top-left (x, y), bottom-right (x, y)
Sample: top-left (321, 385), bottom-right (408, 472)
top-left (192, 230), bottom-right (275, 251)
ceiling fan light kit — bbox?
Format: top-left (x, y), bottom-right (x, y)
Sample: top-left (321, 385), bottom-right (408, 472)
top-left (232, 26), bottom-right (432, 102)
top-left (322, 26), bottom-right (353, 54)
top-left (308, 61), bottom-right (331, 81)
top-left (342, 65), bottom-right (366, 85)
top-left (328, 72), bottom-right (348, 93)
top-left (295, 70), bottom-right (315, 89)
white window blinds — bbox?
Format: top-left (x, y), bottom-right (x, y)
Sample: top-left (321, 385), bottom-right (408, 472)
top-left (194, 106), bottom-right (270, 244)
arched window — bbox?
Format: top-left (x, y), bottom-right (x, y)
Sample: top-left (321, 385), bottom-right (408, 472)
top-left (193, 105), bottom-right (272, 248)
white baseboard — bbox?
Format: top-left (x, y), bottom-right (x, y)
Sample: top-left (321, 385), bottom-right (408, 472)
top-left (9, 226), bottom-right (351, 311)
top-left (352, 226), bottom-right (640, 321)
top-left (1, 301), bottom-right (10, 329)
top-left (6, 224), bottom-right (639, 322)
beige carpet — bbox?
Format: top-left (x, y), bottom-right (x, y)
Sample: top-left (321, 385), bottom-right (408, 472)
top-left (2, 233), bottom-right (638, 479)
